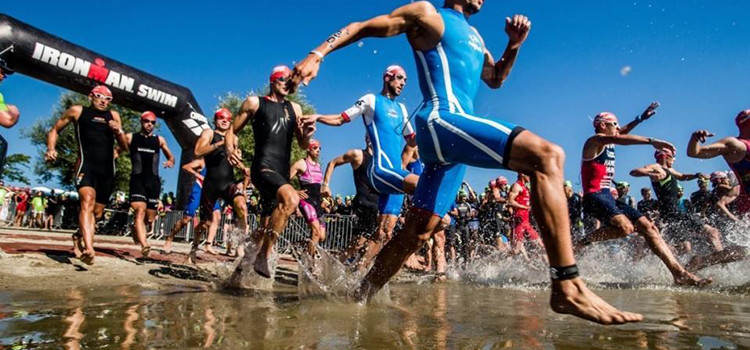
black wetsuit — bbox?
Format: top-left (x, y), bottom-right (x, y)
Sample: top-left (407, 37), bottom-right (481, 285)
top-left (200, 132), bottom-right (241, 220)
top-left (250, 97), bottom-right (297, 217)
top-left (352, 150), bottom-right (379, 238)
top-left (652, 168), bottom-right (704, 238)
top-left (690, 188), bottom-right (712, 218)
top-left (74, 106), bottom-right (116, 204)
top-left (129, 133), bottom-right (161, 209)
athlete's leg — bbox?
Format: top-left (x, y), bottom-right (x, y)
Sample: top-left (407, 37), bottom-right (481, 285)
top-left (231, 194), bottom-right (248, 257)
top-left (700, 224), bottom-right (723, 252)
top-left (164, 215), bottom-right (191, 253)
top-left (633, 216), bottom-right (708, 286)
top-left (358, 214), bottom-right (399, 270)
top-left (254, 184), bottom-right (299, 278)
top-left (131, 201), bottom-right (150, 256)
top-left (205, 209), bottom-right (221, 254)
top-left (686, 246), bottom-right (747, 272)
top-left (507, 130), bottom-right (642, 325)
top-left (77, 187), bottom-right (97, 264)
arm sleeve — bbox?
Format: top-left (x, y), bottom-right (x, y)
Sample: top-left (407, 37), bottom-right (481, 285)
top-left (341, 94), bottom-right (375, 123)
top-left (399, 103), bottom-right (415, 139)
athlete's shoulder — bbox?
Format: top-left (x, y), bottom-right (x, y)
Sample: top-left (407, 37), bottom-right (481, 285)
top-left (403, 1), bottom-right (439, 17)
top-left (199, 128), bottom-right (214, 138)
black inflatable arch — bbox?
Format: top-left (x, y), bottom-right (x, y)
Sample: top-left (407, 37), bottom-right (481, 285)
top-left (0, 13), bottom-right (208, 208)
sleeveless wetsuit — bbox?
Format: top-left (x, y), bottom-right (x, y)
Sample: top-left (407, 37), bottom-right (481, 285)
top-left (199, 131), bottom-right (241, 220)
top-left (352, 150), bottom-right (380, 238)
top-left (129, 133), bottom-right (161, 209)
top-left (581, 144), bottom-right (642, 223)
top-left (511, 181), bottom-right (539, 241)
top-left (298, 158), bottom-right (324, 225)
top-left (250, 97), bottom-right (296, 217)
top-left (342, 93), bottom-right (413, 216)
top-left (651, 167), bottom-right (705, 236)
top-left (728, 138), bottom-right (750, 214)
top-left (410, 7), bottom-right (525, 217)
top-left (74, 106), bottom-right (116, 204)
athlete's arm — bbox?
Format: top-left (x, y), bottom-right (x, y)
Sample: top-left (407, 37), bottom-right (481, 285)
top-left (629, 164), bottom-right (665, 181)
top-left (0, 105), bottom-right (20, 128)
top-left (194, 129), bottom-right (221, 158)
top-left (109, 111), bottom-right (129, 151)
top-left (667, 168), bottom-right (701, 181)
top-left (290, 1), bottom-right (440, 89)
top-left (507, 183), bottom-right (528, 210)
top-left (181, 158), bottom-right (205, 182)
top-left (45, 105), bottom-right (82, 162)
top-left (401, 144), bottom-right (417, 169)
top-left (293, 102), bottom-right (315, 149)
top-left (687, 130), bottom-right (745, 163)
top-left (589, 134), bottom-right (675, 154)
top-left (115, 133), bottom-right (133, 156)
top-left (619, 102), bottom-right (660, 135)
top-left (323, 149), bottom-right (362, 198)
top-left (715, 192), bottom-right (740, 222)
top-left (226, 96), bottom-right (260, 165)
top-left (290, 159), bottom-right (306, 180)
top-left (159, 136), bottom-right (175, 168)
top-left (481, 15), bottom-right (531, 89)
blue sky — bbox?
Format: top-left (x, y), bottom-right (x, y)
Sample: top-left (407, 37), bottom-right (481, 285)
top-left (1, 0), bottom-right (749, 199)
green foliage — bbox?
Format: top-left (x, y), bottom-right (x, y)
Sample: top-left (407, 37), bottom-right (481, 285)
top-left (22, 92), bottom-right (143, 191)
top-left (0, 153), bottom-right (31, 185)
top-left (215, 87), bottom-right (316, 187)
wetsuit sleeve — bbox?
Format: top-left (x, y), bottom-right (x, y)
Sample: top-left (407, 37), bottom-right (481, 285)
top-left (341, 94), bottom-right (375, 123)
top-left (399, 103), bottom-right (415, 139)
top-left (0, 93), bottom-right (7, 112)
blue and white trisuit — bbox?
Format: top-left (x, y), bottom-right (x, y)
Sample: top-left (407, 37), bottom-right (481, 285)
top-left (341, 93), bottom-right (415, 216)
top-left (411, 7), bottom-right (525, 217)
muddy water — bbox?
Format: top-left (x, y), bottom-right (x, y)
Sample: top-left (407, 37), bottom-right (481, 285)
top-left (1, 281), bottom-right (748, 349)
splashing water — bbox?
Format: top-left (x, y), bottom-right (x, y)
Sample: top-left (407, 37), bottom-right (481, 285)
top-left (227, 240), bottom-right (278, 290)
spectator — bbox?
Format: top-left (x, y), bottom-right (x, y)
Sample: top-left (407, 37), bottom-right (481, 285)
top-left (30, 190), bottom-right (46, 228)
top-left (637, 187), bottom-right (659, 220)
top-left (690, 175), bottom-right (712, 219)
top-left (615, 181), bottom-right (636, 208)
top-left (12, 189), bottom-right (28, 227)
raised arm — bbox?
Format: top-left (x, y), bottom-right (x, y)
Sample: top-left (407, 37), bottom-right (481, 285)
top-left (687, 130), bottom-right (746, 163)
top-left (159, 136), bottom-right (175, 168)
top-left (481, 15), bottom-right (531, 89)
top-left (45, 105), bottom-right (82, 162)
top-left (290, 1), bottom-right (440, 89)
top-left (322, 149), bottom-right (362, 198)
top-left (619, 102), bottom-right (660, 135)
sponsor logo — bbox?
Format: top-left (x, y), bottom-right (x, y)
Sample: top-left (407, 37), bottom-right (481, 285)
top-left (137, 147), bottom-right (156, 153)
top-left (31, 42), bottom-right (178, 108)
top-left (468, 34), bottom-right (483, 53)
top-left (387, 108), bottom-right (398, 118)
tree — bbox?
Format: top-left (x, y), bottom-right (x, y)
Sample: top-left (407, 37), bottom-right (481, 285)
top-left (215, 87), bottom-right (316, 187)
top-left (22, 92), bottom-right (142, 191)
top-left (0, 153), bottom-right (31, 185)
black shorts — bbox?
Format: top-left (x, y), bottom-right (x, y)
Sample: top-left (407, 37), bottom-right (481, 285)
top-left (199, 182), bottom-right (243, 221)
top-left (75, 165), bottom-right (114, 205)
top-left (129, 175), bottom-right (161, 210)
top-left (353, 203), bottom-right (379, 239)
top-left (583, 189), bottom-right (644, 224)
top-left (252, 167), bottom-right (290, 217)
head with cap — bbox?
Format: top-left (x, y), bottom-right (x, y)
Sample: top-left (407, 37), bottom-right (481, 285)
top-left (517, 172), bottom-right (530, 184)
top-left (698, 173), bottom-right (709, 190)
top-left (307, 139), bottom-right (321, 159)
top-left (140, 111), bottom-right (157, 134)
top-left (593, 112), bottom-right (619, 135)
top-left (615, 181), bottom-right (630, 196)
top-left (269, 65), bottom-right (292, 96)
top-left (0, 58), bottom-right (14, 83)
top-left (710, 171), bottom-right (728, 186)
top-left (213, 108), bottom-right (232, 131)
top-left (89, 85), bottom-right (113, 111)
top-left (382, 65), bottom-right (407, 98)
top-left (457, 189), bottom-right (468, 201)
top-left (444, 0), bottom-right (484, 15)
top-left (654, 148), bottom-right (675, 167)
top-left (563, 180), bottom-right (574, 197)
top-left (735, 109), bottom-right (750, 132)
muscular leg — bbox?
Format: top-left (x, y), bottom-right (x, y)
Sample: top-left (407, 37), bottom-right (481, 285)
top-left (357, 214), bottom-right (398, 271)
top-left (507, 131), bottom-right (642, 325)
top-left (232, 196), bottom-right (248, 257)
top-left (307, 220), bottom-right (325, 256)
top-left (206, 209), bottom-right (221, 254)
top-left (131, 202), bottom-right (150, 256)
top-left (164, 216), bottom-right (191, 253)
top-left (633, 217), bottom-right (709, 286)
top-left (701, 224), bottom-right (723, 252)
top-left (254, 185), bottom-right (299, 278)
top-left (77, 187), bottom-right (98, 264)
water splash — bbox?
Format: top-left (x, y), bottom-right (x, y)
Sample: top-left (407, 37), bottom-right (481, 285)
top-left (226, 241), bottom-right (278, 291)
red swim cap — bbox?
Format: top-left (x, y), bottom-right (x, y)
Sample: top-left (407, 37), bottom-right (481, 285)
top-left (270, 65), bottom-right (291, 83)
top-left (91, 85), bottom-right (112, 97)
top-left (710, 171), bottom-right (727, 183)
top-left (141, 111), bottom-right (157, 121)
top-left (214, 108), bottom-right (232, 121)
top-left (735, 109), bottom-right (750, 128)
top-left (384, 65), bottom-right (406, 79)
top-left (308, 139), bottom-right (320, 150)
top-left (654, 148), bottom-right (674, 160)
top-left (497, 176), bottom-right (508, 186)
top-left (593, 112), bottom-right (618, 128)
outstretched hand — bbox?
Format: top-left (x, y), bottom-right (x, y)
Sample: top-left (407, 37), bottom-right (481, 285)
top-left (692, 130), bottom-right (715, 143)
top-left (505, 15), bottom-right (531, 49)
top-left (640, 101), bottom-right (660, 121)
top-left (289, 54), bottom-right (323, 93)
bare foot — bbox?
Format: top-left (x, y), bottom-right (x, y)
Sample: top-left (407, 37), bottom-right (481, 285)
top-left (187, 248), bottom-right (198, 264)
top-left (674, 272), bottom-right (712, 287)
top-left (163, 239), bottom-right (173, 254)
top-left (72, 233), bottom-right (83, 259)
top-left (434, 273), bottom-right (447, 283)
top-left (550, 278), bottom-right (643, 325)
top-left (253, 253), bottom-right (271, 278)
top-left (141, 245), bottom-right (151, 258)
top-left (204, 244), bottom-right (217, 255)
top-left (80, 250), bottom-right (95, 265)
